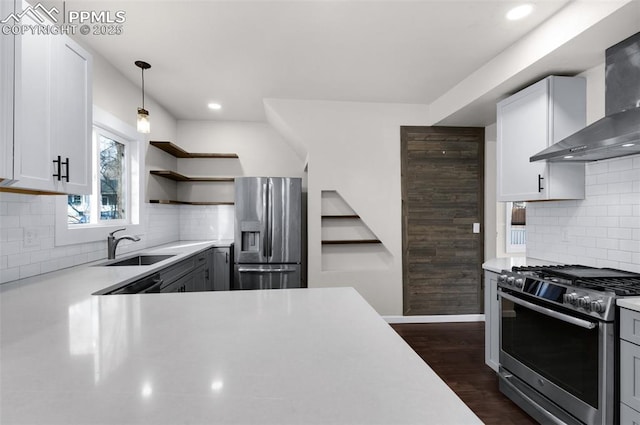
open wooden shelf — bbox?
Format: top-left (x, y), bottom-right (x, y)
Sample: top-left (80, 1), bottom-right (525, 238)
top-left (149, 200), bottom-right (234, 206)
top-left (150, 141), bottom-right (238, 159)
top-left (148, 141), bottom-right (239, 206)
top-left (150, 170), bottom-right (234, 183)
top-left (321, 239), bottom-right (382, 245)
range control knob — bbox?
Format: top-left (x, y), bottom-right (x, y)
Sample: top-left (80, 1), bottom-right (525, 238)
top-left (498, 274), bottom-right (508, 284)
top-left (564, 292), bottom-right (578, 305)
top-left (514, 278), bottom-right (524, 289)
top-left (590, 300), bottom-right (606, 314)
top-left (506, 276), bottom-right (515, 286)
top-left (577, 296), bottom-right (591, 309)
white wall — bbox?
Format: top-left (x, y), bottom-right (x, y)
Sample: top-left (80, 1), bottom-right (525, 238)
top-left (526, 63), bottom-right (640, 272)
top-left (264, 99), bottom-right (430, 315)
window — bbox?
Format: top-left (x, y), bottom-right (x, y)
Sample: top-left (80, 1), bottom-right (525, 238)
top-left (506, 201), bottom-right (526, 253)
top-left (67, 129), bottom-right (129, 225)
top-left (55, 106), bottom-right (144, 246)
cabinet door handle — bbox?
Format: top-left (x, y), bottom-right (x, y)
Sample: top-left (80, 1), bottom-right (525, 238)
top-left (52, 156), bottom-right (70, 182)
top-left (61, 157), bottom-right (69, 182)
top-left (53, 156), bottom-right (61, 181)
top-left (537, 174), bottom-right (544, 192)
top-left (225, 252), bottom-right (228, 263)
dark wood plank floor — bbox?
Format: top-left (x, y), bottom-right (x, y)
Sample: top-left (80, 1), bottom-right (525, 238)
top-left (391, 322), bottom-right (538, 425)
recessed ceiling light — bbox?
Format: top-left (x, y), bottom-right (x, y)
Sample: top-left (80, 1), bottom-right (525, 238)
top-left (506, 4), bottom-right (534, 21)
top-left (208, 103), bottom-right (222, 110)
top-left (563, 155), bottom-right (574, 159)
top-left (622, 143), bottom-right (636, 147)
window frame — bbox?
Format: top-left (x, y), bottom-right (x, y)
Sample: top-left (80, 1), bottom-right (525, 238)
top-left (68, 127), bottom-right (130, 226)
top-left (55, 106), bottom-right (145, 246)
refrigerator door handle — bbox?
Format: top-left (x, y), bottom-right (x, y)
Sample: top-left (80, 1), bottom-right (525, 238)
top-left (262, 181), bottom-right (269, 259)
top-left (268, 179), bottom-right (274, 259)
top-left (237, 267), bottom-right (296, 273)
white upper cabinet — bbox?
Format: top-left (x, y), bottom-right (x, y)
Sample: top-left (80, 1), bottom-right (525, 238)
top-left (11, 1), bottom-right (92, 194)
top-left (497, 76), bottom-right (586, 202)
top-left (0, 0), bottom-right (16, 184)
top-left (50, 36), bottom-right (93, 194)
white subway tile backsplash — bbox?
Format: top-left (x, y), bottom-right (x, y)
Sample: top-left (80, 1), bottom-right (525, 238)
top-left (0, 267), bottom-right (19, 282)
top-left (608, 249), bottom-right (632, 263)
top-left (576, 236), bottom-right (597, 248)
top-left (596, 216), bottom-right (619, 228)
top-left (528, 154), bottom-right (640, 272)
top-left (596, 258), bottom-right (619, 269)
top-left (620, 240), bottom-right (640, 252)
top-left (586, 183), bottom-right (608, 196)
top-left (19, 263), bottom-right (41, 279)
top-left (607, 228), bottom-right (634, 240)
top-left (588, 161), bottom-right (609, 175)
top-left (608, 205), bottom-right (633, 216)
top-left (576, 216), bottom-right (597, 227)
top-left (0, 192), bottom-right (235, 284)
top-left (608, 181), bottom-right (634, 194)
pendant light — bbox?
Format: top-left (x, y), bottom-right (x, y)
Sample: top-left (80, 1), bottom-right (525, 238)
top-left (135, 60), bottom-right (151, 134)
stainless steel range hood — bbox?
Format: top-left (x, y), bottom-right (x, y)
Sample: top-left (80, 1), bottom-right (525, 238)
top-left (531, 31), bottom-right (640, 162)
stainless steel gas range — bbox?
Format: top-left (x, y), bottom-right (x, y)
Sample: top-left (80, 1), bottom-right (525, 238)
top-left (497, 265), bottom-right (640, 425)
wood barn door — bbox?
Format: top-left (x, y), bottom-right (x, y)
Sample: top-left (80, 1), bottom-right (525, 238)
top-left (401, 126), bottom-right (484, 315)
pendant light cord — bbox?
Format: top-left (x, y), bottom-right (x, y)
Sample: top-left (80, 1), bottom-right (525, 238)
top-left (141, 68), bottom-right (145, 109)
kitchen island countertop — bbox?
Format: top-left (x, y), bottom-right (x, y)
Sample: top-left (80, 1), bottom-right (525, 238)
top-left (0, 241), bottom-right (482, 424)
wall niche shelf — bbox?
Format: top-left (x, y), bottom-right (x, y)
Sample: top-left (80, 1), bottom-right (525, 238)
top-left (321, 215), bottom-right (361, 219)
top-left (320, 190), bottom-right (389, 272)
top-left (322, 239), bottom-right (382, 245)
top-left (320, 215), bottom-right (380, 244)
top-left (148, 141), bottom-right (238, 206)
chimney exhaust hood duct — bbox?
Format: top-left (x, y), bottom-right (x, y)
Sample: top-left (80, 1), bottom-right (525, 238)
top-left (531, 32), bottom-right (640, 162)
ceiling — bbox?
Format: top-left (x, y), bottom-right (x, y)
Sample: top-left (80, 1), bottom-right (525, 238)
top-left (43, 1), bottom-right (592, 122)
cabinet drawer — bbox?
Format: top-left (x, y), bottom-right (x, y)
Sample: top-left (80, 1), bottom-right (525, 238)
top-left (620, 340), bottom-right (640, 413)
top-left (159, 257), bottom-right (195, 289)
top-left (621, 402), bottom-right (640, 425)
top-left (621, 308), bottom-right (640, 345)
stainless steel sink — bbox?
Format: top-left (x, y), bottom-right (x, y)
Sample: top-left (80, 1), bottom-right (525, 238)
top-left (101, 254), bottom-right (175, 266)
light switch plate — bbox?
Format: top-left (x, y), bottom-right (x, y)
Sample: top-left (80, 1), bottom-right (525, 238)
top-left (473, 223), bottom-right (480, 233)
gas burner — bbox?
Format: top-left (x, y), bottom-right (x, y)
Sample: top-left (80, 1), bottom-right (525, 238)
top-left (510, 264), bottom-right (640, 296)
top-left (575, 277), bottom-right (640, 296)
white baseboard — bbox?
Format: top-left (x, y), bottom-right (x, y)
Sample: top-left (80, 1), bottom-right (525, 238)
top-left (383, 314), bottom-right (485, 324)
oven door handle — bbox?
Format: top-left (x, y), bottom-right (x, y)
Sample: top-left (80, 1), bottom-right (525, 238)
top-left (498, 370), bottom-right (568, 425)
top-left (499, 291), bottom-right (597, 330)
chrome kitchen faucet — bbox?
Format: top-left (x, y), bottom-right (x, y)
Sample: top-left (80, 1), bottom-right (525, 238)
top-left (107, 228), bottom-right (141, 259)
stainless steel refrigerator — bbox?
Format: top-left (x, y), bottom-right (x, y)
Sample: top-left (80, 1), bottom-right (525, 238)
top-left (233, 177), bottom-right (302, 289)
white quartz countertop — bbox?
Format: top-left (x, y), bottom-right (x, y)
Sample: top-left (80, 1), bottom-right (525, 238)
top-left (482, 256), bottom-right (559, 273)
top-left (0, 242), bottom-right (482, 424)
top-left (617, 298), bottom-right (640, 313)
